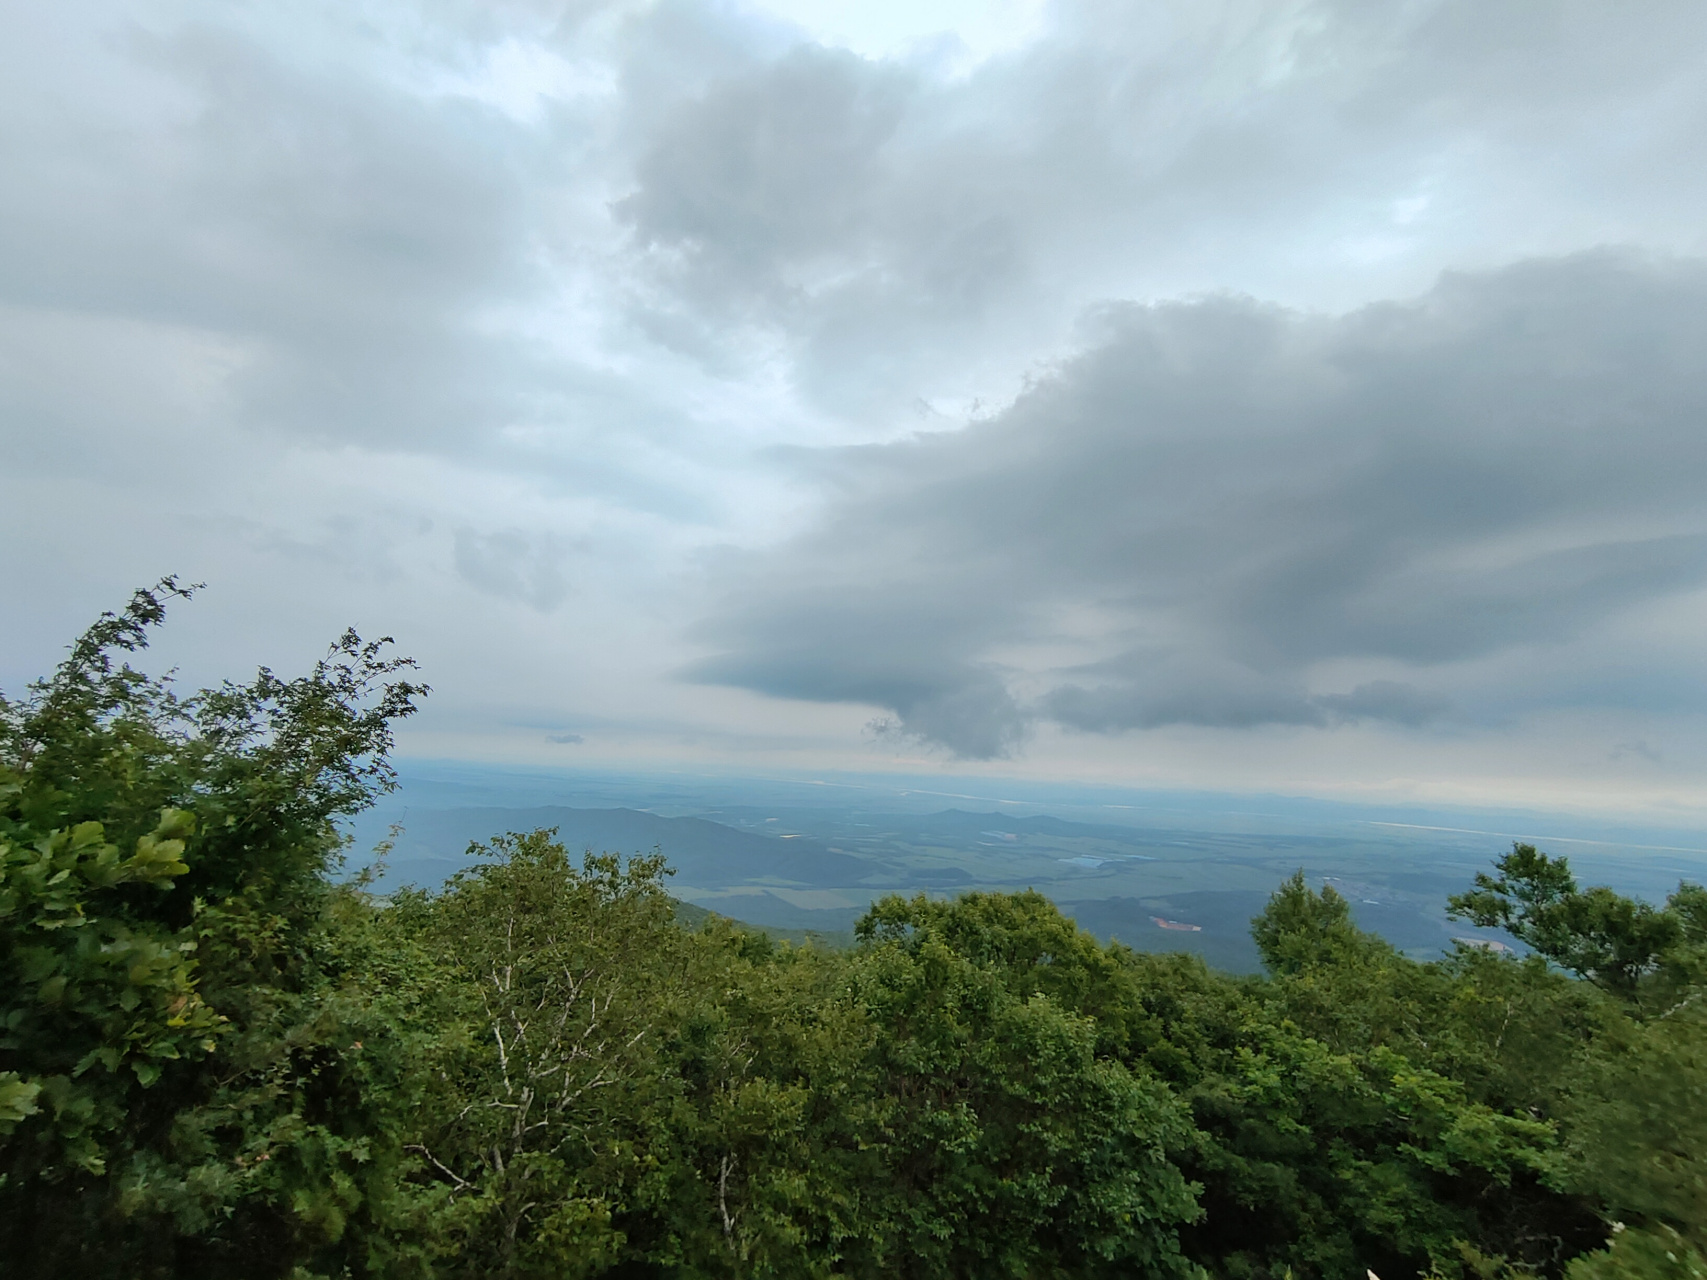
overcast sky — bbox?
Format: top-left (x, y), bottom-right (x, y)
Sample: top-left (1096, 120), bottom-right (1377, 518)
top-left (5, 0), bottom-right (1707, 818)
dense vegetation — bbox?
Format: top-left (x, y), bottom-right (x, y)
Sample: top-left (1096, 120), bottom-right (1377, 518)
top-left (3, 587), bottom-right (1704, 1279)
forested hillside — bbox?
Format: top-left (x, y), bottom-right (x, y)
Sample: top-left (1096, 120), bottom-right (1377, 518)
top-left (3, 588), bottom-right (1703, 1279)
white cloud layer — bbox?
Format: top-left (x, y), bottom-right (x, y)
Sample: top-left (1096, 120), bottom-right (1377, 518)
top-left (4, 0), bottom-right (1706, 814)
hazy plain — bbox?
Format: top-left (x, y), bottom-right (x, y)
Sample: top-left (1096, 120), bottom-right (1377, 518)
top-left (353, 765), bottom-right (1707, 972)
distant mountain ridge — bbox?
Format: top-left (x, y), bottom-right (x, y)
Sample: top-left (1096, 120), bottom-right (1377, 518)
top-left (352, 800), bottom-right (1556, 974)
top-left (366, 805), bottom-right (877, 890)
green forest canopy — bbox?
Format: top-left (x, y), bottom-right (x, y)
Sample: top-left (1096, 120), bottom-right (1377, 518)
top-left (2, 584), bottom-right (1704, 1279)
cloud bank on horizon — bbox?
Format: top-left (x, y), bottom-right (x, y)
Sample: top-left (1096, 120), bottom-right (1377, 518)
top-left (3, 0), bottom-right (1706, 811)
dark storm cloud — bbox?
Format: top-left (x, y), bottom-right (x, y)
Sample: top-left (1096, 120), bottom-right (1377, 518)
top-left (687, 252), bottom-right (1707, 757)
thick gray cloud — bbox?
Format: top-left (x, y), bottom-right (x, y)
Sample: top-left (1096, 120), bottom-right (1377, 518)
top-left (688, 252), bottom-right (1707, 756)
top-left (614, 0), bottom-right (1707, 422)
top-left (4, 0), bottom-right (1707, 804)
top-left (454, 528), bottom-right (572, 611)
top-left (0, 14), bottom-right (539, 458)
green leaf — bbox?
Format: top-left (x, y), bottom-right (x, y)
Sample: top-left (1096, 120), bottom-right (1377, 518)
top-left (0, 1073), bottom-right (41, 1130)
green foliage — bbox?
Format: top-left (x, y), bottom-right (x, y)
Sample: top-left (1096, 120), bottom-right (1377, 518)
top-left (1, 807), bottom-right (222, 1171)
top-left (1105, 884), bottom-right (1574, 1280)
top-left (402, 831), bottom-right (680, 1277)
top-left (1252, 872), bottom-right (1389, 975)
top-left (631, 916), bottom-right (882, 1277)
top-left (1449, 844), bottom-right (1689, 997)
top-left (852, 892), bottom-right (1204, 1278)
top-left (4, 588), bottom-right (1705, 1279)
top-left (0, 581), bottom-right (428, 1278)
top-left (1555, 1005), bottom-right (1707, 1249)
top-left (1566, 1226), bottom-right (1707, 1280)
